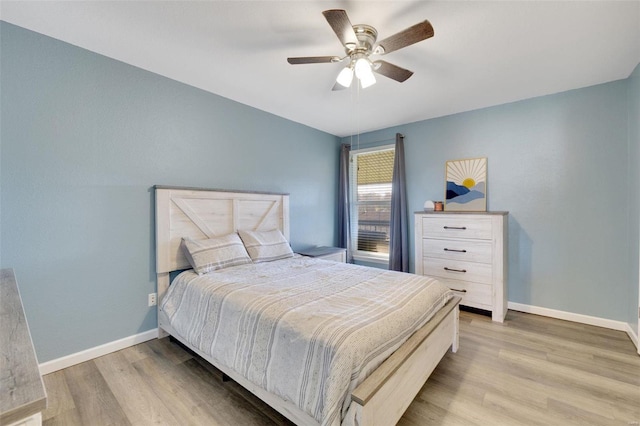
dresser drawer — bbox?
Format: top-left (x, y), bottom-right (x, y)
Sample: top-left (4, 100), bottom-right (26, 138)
top-left (422, 257), bottom-right (493, 285)
top-left (422, 216), bottom-right (493, 240)
top-left (438, 279), bottom-right (492, 309)
top-left (422, 238), bottom-right (492, 263)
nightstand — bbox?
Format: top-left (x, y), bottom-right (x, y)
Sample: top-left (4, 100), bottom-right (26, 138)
top-left (297, 246), bottom-right (347, 263)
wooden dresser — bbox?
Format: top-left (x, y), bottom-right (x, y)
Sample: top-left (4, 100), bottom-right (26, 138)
top-left (415, 211), bottom-right (508, 322)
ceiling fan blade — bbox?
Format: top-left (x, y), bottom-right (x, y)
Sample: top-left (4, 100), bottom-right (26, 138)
top-left (322, 9), bottom-right (358, 48)
top-left (375, 20), bottom-right (434, 55)
top-left (373, 60), bottom-right (414, 82)
top-left (287, 56), bottom-right (340, 64)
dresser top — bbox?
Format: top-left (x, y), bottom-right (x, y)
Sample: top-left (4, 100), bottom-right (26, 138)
top-left (415, 210), bottom-right (509, 216)
top-left (0, 269), bottom-right (47, 425)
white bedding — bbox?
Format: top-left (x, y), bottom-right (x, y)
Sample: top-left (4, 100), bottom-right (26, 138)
top-left (160, 256), bottom-right (453, 426)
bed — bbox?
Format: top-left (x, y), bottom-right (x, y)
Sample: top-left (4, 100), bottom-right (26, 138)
top-left (155, 186), bottom-right (460, 426)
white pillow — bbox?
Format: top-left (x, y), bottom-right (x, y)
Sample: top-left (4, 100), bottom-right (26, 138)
top-left (181, 233), bottom-right (252, 274)
top-left (238, 229), bottom-right (294, 263)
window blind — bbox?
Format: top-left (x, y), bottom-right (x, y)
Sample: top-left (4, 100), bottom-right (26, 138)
top-left (350, 147), bottom-right (395, 257)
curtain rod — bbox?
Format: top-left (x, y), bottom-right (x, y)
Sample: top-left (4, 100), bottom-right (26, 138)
top-left (346, 134), bottom-right (403, 147)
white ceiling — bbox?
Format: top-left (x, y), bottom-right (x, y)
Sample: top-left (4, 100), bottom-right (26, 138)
top-left (1, 1), bottom-right (639, 137)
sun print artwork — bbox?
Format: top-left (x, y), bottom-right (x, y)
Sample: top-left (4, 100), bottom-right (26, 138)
top-left (445, 157), bottom-right (487, 211)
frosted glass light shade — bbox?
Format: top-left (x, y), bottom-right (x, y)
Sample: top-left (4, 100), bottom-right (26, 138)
top-left (336, 67), bottom-right (354, 88)
top-left (359, 71), bottom-right (376, 88)
top-left (354, 58), bottom-right (376, 88)
top-left (354, 58), bottom-right (371, 79)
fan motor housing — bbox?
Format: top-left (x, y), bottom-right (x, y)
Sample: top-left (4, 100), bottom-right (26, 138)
top-left (347, 24), bottom-right (378, 54)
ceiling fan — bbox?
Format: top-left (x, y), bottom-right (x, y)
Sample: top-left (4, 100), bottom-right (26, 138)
top-left (287, 9), bottom-right (434, 90)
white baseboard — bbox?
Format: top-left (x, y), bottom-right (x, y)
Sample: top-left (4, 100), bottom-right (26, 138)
top-left (508, 302), bottom-right (638, 350)
top-left (39, 328), bottom-right (158, 375)
top-left (625, 323), bottom-right (639, 350)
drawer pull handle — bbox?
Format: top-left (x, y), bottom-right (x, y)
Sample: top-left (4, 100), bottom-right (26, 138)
top-left (444, 267), bottom-right (467, 273)
top-left (444, 248), bottom-right (467, 253)
top-left (450, 288), bottom-right (467, 293)
top-left (444, 226), bottom-right (467, 230)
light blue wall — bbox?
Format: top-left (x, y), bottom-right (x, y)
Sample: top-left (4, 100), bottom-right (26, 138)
top-left (628, 62), bottom-right (640, 336)
top-left (344, 79), bottom-right (632, 322)
top-left (0, 22), bottom-right (340, 362)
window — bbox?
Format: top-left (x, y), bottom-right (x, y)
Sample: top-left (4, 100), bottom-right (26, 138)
top-left (349, 145), bottom-right (395, 262)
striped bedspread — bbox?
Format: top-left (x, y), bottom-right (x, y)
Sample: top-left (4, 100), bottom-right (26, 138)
top-left (161, 256), bottom-right (453, 426)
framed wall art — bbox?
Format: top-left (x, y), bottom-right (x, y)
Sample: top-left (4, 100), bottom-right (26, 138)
top-left (445, 157), bottom-right (487, 211)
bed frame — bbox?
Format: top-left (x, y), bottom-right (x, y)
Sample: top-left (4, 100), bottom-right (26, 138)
top-left (154, 186), bottom-right (460, 426)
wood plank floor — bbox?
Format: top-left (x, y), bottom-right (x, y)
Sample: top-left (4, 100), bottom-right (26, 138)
top-left (42, 310), bottom-right (640, 425)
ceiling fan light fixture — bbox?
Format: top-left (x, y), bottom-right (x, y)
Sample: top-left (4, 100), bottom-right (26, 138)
top-left (354, 57), bottom-right (376, 88)
top-left (336, 66), bottom-right (354, 88)
top-left (354, 57), bottom-right (371, 79)
top-left (359, 70), bottom-right (376, 89)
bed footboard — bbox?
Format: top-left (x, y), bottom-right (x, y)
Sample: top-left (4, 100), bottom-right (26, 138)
top-left (352, 296), bottom-right (461, 426)
top-left (158, 295), bottom-right (460, 426)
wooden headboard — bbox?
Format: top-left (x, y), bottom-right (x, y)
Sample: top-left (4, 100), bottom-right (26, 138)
top-left (154, 186), bottom-right (289, 332)
top-left (155, 186), bottom-right (290, 274)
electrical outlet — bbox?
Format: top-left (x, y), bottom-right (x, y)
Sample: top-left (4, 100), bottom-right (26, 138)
top-left (148, 293), bottom-right (157, 307)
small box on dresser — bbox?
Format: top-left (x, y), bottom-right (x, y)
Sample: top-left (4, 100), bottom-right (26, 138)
top-left (415, 211), bottom-right (508, 322)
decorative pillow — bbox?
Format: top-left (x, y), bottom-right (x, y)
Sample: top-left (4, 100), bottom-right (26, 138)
top-left (238, 229), bottom-right (294, 263)
top-left (181, 233), bottom-right (252, 274)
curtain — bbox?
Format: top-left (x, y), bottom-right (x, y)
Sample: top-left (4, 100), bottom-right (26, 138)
top-left (338, 144), bottom-right (352, 262)
top-left (389, 133), bottom-right (409, 272)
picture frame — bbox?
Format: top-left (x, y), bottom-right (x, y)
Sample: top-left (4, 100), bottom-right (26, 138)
top-left (445, 157), bottom-right (487, 211)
